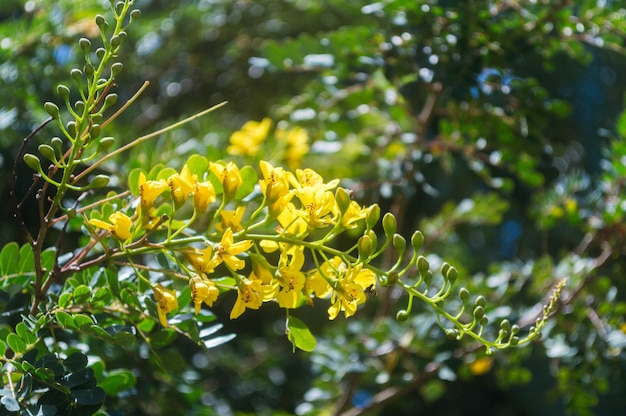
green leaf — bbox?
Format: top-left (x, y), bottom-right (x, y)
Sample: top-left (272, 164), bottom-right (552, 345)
top-left (58, 292), bottom-right (73, 308)
top-left (113, 331), bottom-right (136, 348)
top-left (73, 314), bottom-right (94, 329)
top-left (286, 316), bottom-right (316, 352)
top-left (90, 325), bottom-right (114, 342)
top-left (73, 285), bottom-right (92, 304)
top-left (55, 311), bottom-right (77, 329)
top-left (128, 168), bottom-right (144, 195)
top-left (235, 165), bottom-right (258, 200)
top-left (149, 328), bottom-right (177, 348)
top-left (106, 267), bottom-right (120, 298)
top-left (186, 154), bottom-right (209, 177)
top-left (6, 333), bottom-right (27, 354)
top-left (0, 242), bottom-right (19, 275)
top-left (16, 322), bottom-right (37, 345)
top-left (18, 244), bottom-right (34, 275)
top-left (99, 369), bottom-right (136, 396)
top-left (0, 340), bottom-right (5, 357)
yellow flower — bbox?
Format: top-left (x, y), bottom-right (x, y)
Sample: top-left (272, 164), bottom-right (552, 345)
top-left (341, 200), bottom-right (369, 229)
top-left (89, 211), bottom-right (133, 240)
top-left (326, 262), bottom-right (376, 320)
top-left (259, 161), bottom-right (293, 216)
top-left (230, 277), bottom-right (269, 319)
top-left (190, 276), bottom-right (219, 314)
top-left (153, 284), bottom-right (178, 327)
top-left (468, 357), bottom-right (494, 376)
top-left (210, 161), bottom-right (243, 199)
top-left (212, 228), bottom-right (253, 271)
top-left (194, 180), bottom-right (216, 212)
top-left (138, 172), bottom-right (168, 211)
top-left (305, 257), bottom-right (340, 299)
top-left (276, 126), bottom-right (309, 169)
top-left (288, 168), bottom-right (339, 191)
top-left (275, 248), bottom-right (306, 309)
top-left (186, 245), bottom-right (216, 274)
top-left (294, 186), bottom-right (337, 229)
top-left (216, 206), bottom-right (246, 233)
top-left (168, 164), bottom-right (196, 207)
top-left (227, 118), bottom-right (272, 157)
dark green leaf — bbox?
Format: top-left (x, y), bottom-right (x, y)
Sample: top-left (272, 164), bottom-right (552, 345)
top-left (64, 352), bottom-right (88, 372)
top-left (61, 368), bottom-right (95, 389)
top-left (106, 267), bottom-right (120, 298)
top-left (149, 328), bottom-right (177, 348)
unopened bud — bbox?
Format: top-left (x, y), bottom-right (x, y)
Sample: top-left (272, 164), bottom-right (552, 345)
top-left (382, 212), bottom-right (397, 237)
top-left (365, 204), bottom-right (380, 230)
top-left (44, 102), bottom-right (60, 118)
top-left (417, 256), bottom-right (429, 275)
top-left (459, 287), bottom-right (470, 301)
top-left (57, 84), bottom-right (70, 100)
top-left (358, 234), bottom-right (373, 260)
top-left (90, 174), bottom-right (110, 188)
top-left (396, 309), bottom-right (409, 321)
top-left (392, 233), bottom-right (406, 253)
top-left (473, 306), bottom-right (485, 321)
top-left (111, 62), bottom-right (123, 76)
top-left (411, 230), bottom-right (424, 252)
top-left (38, 144), bottom-right (56, 162)
top-left (96, 48), bottom-right (106, 61)
top-left (24, 153), bottom-right (41, 171)
top-left (79, 37), bottom-right (91, 52)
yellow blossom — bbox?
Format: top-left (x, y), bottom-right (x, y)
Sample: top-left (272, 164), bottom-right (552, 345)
top-left (468, 357), bottom-right (494, 376)
top-left (340, 200), bottom-right (369, 229)
top-left (138, 172), bottom-right (168, 211)
top-left (276, 126), bottom-right (309, 169)
top-left (288, 168), bottom-right (339, 191)
top-left (210, 161), bottom-right (243, 199)
top-left (89, 211), bottom-right (133, 241)
top-left (168, 164), bottom-right (196, 207)
top-left (216, 206), bottom-right (246, 232)
top-left (194, 180), bottom-right (216, 212)
top-left (153, 284), bottom-right (178, 327)
top-left (230, 277), bottom-right (269, 319)
top-left (326, 262), bottom-right (376, 320)
top-left (259, 161), bottom-right (293, 216)
top-left (212, 228), bottom-right (253, 271)
top-left (190, 276), bottom-right (219, 314)
top-left (186, 246), bottom-right (216, 274)
top-left (294, 186), bottom-right (337, 229)
top-left (305, 257), bottom-right (340, 299)
top-left (227, 118), bottom-right (272, 157)
top-left (275, 248), bottom-right (306, 309)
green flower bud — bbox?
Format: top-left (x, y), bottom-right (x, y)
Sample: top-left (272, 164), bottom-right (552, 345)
top-left (423, 270), bottom-right (432, 287)
top-left (51, 137), bottom-right (63, 154)
top-left (23, 153), bottom-right (41, 171)
top-left (382, 212), bottom-right (397, 237)
top-left (84, 63), bottom-right (95, 77)
top-left (510, 325), bottom-right (519, 335)
top-left (90, 174), bottom-right (110, 188)
top-left (386, 271), bottom-right (399, 285)
top-left (358, 234), bottom-right (373, 261)
top-left (75, 100), bottom-right (85, 115)
top-left (446, 266), bottom-right (458, 284)
top-left (417, 256), bottom-right (429, 275)
top-left (130, 9), bottom-right (141, 21)
top-left (509, 336), bottom-right (519, 346)
top-left (475, 295), bottom-right (486, 307)
top-left (70, 68), bottom-right (82, 82)
top-left (115, 1), bottom-right (124, 15)
top-left (67, 121), bottom-right (77, 134)
top-left (366, 230), bottom-right (378, 253)
top-left (38, 144), bottom-right (56, 162)
top-left (480, 316), bottom-right (489, 327)
top-left (445, 329), bottom-right (460, 340)
top-left (95, 14), bottom-right (108, 29)
top-left (110, 35), bottom-right (121, 49)
top-left (392, 233), bottom-right (406, 253)
top-left (500, 319), bottom-right (510, 332)
top-left (96, 48), bottom-right (106, 61)
top-left (44, 102), bottom-right (60, 118)
top-left (335, 187), bottom-right (351, 214)
top-left (459, 287), bottom-right (470, 301)
top-left (89, 124), bottom-right (102, 140)
top-left (111, 62), bottom-right (123, 76)
top-left (97, 136), bottom-right (115, 151)
top-left (396, 310), bottom-right (409, 321)
top-left (473, 305), bottom-right (485, 321)
top-left (365, 204), bottom-right (380, 230)
top-left (57, 84), bottom-right (70, 100)
top-left (104, 93), bottom-right (118, 108)
top-left (92, 114), bottom-right (103, 125)
top-left (411, 230), bottom-right (424, 252)
top-left (78, 37), bottom-right (91, 52)
top-left (440, 262), bottom-right (450, 276)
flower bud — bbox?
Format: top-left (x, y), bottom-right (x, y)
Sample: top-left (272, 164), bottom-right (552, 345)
top-left (44, 102), bottom-right (60, 118)
top-left (95, 14), bottom-right (108, 29)
top-left (392, 233), bottom-right (406, 253)
top-left (79, 37), bottom-right (91, 52)
top-left (51, 137), bottom-right (63, 154)
top-left (417, 256), bottom-right (429, 275)
top-left (104, 93), bottom-right (118, 108)
top-left (358, 234), bottom-right (373, 261)
top-left (445, 329), bottom-right (460, 339)
top-left (96, 48), bottom-right (106, 61)
top-left (365, 204), bottom-right (380, 230)
top-left (57, 84), bottom-right (70, 100)
top-left (366, 230), bottom-right (378, 254)
top-left (446, 266), bottom-right (458, 284)
top-left (75, 100), bottom-right (85, 115)
top-left (473, 306), bottom-right (485, 321)
top-left (38, 144), bottom-right (56, 162)
top-left (475, 295), bottom-right (486, 307)
top-left (89, 124), bottom-right (102, 140)
top-left (90, 174), bottom-right (110, 188)
top-left (382, 212), bottom-right (397, 237)
top-left (70, 68), bottom-right (82, 82)
top-left (97, 137), bottom-right (115, 152)
top-left (396, 309), bottom-right (409, 321)
top-left (459, 287), bottom-right (470, 301)
top-left (130, 9), bottom-right (141, 21)
top-left (23, 153), bottom-right (42, 171)
top-left (440, 262), bottom-right (450, 276)
top-left (334, 187), bottom-right (351, 214)
top-left (500, 319), bottom-right (510, 332)
top-left (111, 62), bottom-right (123, 76)
top-left (84, 63), bottom-right (95, 77)
top-left (110, 35), bottom-right (121, 49)
top-left (386, 271), bottom-right (399, 285)
top-left (411, 230), bottom-right (424, 252)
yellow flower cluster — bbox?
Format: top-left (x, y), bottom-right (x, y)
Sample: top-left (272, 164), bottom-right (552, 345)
top-left (90, 159), bottom-right (380, 326)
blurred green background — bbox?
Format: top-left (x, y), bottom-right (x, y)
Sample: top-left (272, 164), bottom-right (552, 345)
top-left (2, 0), bottom-right (626, 415)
